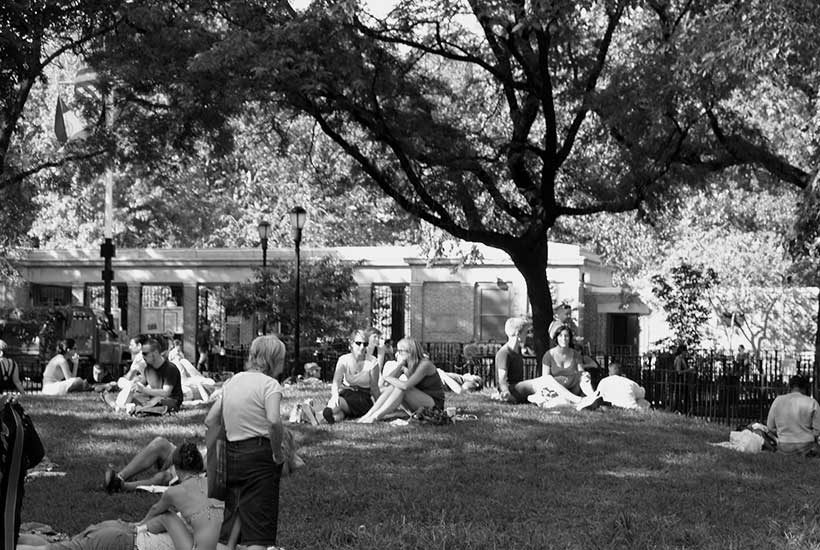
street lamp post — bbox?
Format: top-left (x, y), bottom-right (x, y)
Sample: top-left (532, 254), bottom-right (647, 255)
top-left (257, 220), bottom-right (270, 268)
top-left (289, 206), bottom-right (307, 380)
top-left (257, 220), bottom-right (270, 334)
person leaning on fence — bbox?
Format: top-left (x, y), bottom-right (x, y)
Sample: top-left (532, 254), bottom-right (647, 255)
top-left (0, 339), bottom-right (25, 394)
top-left (320, 330), bottom-right (379, 424)
top-left (766, 374), bottom-right (820, 457)
top-left (358, 337), bottom-right (445, 423)
top-left (494, 317), bottom-right (540, 404)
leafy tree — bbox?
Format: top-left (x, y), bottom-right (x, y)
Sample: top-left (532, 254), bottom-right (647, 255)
top-left (82, 0), bottom-right (820, 358)
top-left (651, 263), bottom-right (718, 349)
top-left (222, 255), bottom-right (360, 355)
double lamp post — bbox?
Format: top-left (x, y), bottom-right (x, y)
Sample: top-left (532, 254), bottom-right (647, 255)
top-left (256, 206), bottom-right (307, 378)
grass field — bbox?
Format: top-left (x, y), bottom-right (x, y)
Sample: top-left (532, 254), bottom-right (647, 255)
top-left (17, 386), bottom-right (820, 550)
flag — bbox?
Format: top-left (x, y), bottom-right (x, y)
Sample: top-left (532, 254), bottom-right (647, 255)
top-left (54, 95), bottom-right (89, 145)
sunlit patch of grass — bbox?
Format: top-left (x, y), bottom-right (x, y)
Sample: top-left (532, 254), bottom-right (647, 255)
top-left (18, 387), bottom-right (820, 548)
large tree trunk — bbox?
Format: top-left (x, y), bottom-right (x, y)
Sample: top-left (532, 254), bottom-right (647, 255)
top-left (507, 239), bottom-right (553, 362)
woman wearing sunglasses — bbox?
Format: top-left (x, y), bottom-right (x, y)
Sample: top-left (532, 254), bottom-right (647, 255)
top-left (358, 337), bottom-right (444, 423)
top-left (321, 330), bottom-right (379, 423)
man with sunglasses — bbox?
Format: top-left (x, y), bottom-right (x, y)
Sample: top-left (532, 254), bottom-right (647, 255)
top-left (320, 330), bottom-right (379, 423)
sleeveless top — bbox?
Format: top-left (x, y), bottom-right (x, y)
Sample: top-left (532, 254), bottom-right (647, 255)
top-left (543, 348), bottom-right (583, 388)
top-left (414, 363), bottom-right (445, 410)
top-left (0, 358), bottom-right (18, 392)
top-left (339, 354), bottom-right (376, 390)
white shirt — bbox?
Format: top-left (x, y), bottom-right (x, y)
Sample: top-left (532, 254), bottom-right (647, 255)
top-left (221, 371), bottom-right (282, 441)
top-left (596, 375), bottom-right (645, 409)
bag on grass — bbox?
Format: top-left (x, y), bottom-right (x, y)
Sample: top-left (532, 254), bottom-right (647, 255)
top-left (205, 397), bottom-right (228, 500)
top-left (410, 407), bottom-right (452, 426)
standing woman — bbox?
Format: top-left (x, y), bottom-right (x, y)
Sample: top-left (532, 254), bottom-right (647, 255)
top-left (358, 337), bottom-right (444, 423)
top-left (205, 335), bottom-right (286, 550)
top-left (41, 339), bottom-right (86, 395)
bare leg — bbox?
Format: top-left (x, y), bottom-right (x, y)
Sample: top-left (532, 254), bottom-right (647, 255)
top-left (359, 386), bottom-right (406, 423)
top-left (118, 436), bottom-right (176, 481)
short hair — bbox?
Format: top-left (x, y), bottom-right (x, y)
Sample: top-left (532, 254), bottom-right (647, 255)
top-left (142, 338), bottom-right (162, 353)
top-left (172, 441), bottom-right (204, 473)
top-left (349, 329), bottom-right (367, 344)
top-left (608, 363), bottom-right (622, 375)
top-left (57, 339), bottom-right (76, 354)
top-left (173, 338), bottom-right (182, 347)
top-left (0, 339), bottom-right (6, 352)
top-left (247, 335), bottom-right (286, 377)
top-left (504, 318), bottom-right (529, 337)
top-left (789, 375), bottom-right (810, 394)
top-left (364, 327), bottom-right (382, 340)
top-left (130, 334), bottom-right (147, 346)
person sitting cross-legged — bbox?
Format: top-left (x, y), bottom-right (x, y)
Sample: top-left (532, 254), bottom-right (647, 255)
top-left (766, 374), bottom-right (820, 457)
top-left (532, 325), bottom-right (596, 406)
top-left (125, 338), bottom-right (184, 415)
top-left (357, 337), bottom-right (445, 423)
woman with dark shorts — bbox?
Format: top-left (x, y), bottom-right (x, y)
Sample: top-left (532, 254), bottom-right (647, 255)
top-left (321, 330), bottom-right (378, 423)
top-left (205, 335), bottom-right (286, 550)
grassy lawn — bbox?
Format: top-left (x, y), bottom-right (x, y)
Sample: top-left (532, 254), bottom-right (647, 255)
top-left (19, 386), bottom-right (820, 549)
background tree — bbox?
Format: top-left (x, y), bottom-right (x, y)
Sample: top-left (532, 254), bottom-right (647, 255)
top-left (222, 255), bottom-right (360, 359)
top-left (651, 263), bottom-right (718, 349)
top-left (82, 0), bottom-right (820, 358)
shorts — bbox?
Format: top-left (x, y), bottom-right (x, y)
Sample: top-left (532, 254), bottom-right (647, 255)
top-left (221, 437), bottom-right (283, 547)
top-left (339, 387), bottom-right (373, 417)
top-left (508, 384), bottom-right (528, 404)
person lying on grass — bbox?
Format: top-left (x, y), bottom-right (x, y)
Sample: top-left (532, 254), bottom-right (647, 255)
top-left (140, 442), bottom-right (223, 550)
top-left (575, 363), bottom-right (650, 411)
top-left (358, 337), bottom-right (445, 423)
top-left (104, 436), bottom-right (185, 493)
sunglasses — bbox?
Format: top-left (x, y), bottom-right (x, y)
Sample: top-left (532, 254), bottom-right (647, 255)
top-left (353, 341), bottom-right (366, 346)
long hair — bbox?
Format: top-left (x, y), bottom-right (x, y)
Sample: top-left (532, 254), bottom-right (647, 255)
top-left (554, 326), bottom-right (575, 348)
top-left (247, 335), bottom-right (286, 377)
top-left (396, 337), bottom-right (426, 372)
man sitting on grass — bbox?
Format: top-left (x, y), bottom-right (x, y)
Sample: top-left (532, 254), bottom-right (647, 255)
top-left (105, 338), bottom-right (184, 415)
top-left (766, 374), bottom-right (820, 457)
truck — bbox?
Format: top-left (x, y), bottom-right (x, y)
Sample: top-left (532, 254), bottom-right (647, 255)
top-left (0, 305), bottom-right (126, 387)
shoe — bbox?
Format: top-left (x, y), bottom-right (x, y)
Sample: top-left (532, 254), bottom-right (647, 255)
top-left (322, 407), bottom-right (335, 424)
top-left (301, 400), bottom-right (319, 425)
top-left (104, 469), bottom-right (123, 494)
top-left (577, 395), bottom-right (604, 412)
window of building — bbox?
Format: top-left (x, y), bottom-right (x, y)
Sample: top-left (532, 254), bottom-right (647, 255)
top-left (371, 284), bottom-right (410, 343)
top-left (31, 285), bottom-right (72, 307)
top-left (478, 284), bottom-right (512, 342)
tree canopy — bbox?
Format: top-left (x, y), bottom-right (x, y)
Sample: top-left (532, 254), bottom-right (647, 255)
top-left (4, 0), bottom-right (820, 356)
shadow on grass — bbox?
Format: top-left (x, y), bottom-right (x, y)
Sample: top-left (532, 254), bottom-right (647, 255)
top-left (19, 388), bottom-right (820, 549)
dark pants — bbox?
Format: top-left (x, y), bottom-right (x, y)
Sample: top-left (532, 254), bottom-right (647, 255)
top-left (220, 437), bottom-right (283, 547)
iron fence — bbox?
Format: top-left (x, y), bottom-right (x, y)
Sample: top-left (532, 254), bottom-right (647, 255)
top-left (10, 342), bottom-right (818, 427)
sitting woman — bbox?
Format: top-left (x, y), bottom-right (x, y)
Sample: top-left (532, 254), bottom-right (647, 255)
top-left (168, 338), bottom-right (216, 401)
top-left (140, 441), bottom-right (223, 550)
top-left (41, 339), bottom-right (87, 395)
top-left (321, 330), bottom-right (379, 424)
top-left (358, 337), bottom-right (445, 423)
top-left (536, 325), bottom-right (595, 405)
